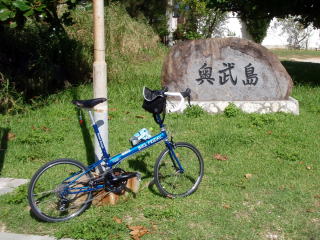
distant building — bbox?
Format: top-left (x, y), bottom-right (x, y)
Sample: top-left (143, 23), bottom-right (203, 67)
top-left (169, 12), bottom-right (320, 49)
top-left (224, 14), bottom-right (320, 50)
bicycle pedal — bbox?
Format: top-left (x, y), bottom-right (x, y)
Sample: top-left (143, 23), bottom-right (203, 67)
top-left (112, 172), bottom-right (140, 182)
top-left (126, 172), bottom-right (140, 179)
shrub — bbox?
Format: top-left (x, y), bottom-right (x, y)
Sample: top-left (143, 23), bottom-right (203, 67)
top-left (0, 73), bottom-right (23, 114)
top-left (184, 105), bottom-right (206, 118)
top-left (249, 114), bottom-right (276, 127)
top-left (5, 184), bottom-right (28, 205)
top-left (224, 103), bottom-right (241, 118)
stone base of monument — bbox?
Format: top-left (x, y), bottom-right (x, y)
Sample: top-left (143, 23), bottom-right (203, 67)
top-left (92, 176), bottom-right (140, 206)
top-left (167, 97), bottom-right (299, 115)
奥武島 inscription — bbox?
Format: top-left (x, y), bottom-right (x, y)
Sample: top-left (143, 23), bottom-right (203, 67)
top-left (162, 38), bottom-right (293, 101)
top-left (196, 62), bottom-right (259, 87)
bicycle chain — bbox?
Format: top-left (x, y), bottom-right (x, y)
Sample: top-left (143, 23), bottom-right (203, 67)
top-left (57, 168), bottom-right (129, 211)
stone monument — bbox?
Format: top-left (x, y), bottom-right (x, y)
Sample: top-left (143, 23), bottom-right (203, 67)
top-left (162, 37), bottom-right (299, 114)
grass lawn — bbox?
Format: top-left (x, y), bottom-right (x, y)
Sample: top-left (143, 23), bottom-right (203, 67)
top-left (0, 50), bottom-right (320, 239)
top-left (272, 49), bottom-right (320, 60)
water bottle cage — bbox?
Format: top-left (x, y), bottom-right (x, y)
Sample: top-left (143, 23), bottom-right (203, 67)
top-left (129, 128), bottom-right (152, 146)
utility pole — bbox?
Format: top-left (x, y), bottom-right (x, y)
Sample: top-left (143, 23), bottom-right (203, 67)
top-left (166, 0), bottom-right (174, 46)
top-left (93, 0), bottom-right (108, 162)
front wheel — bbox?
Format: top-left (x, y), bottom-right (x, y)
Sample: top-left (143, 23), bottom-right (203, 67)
top-left (28, 159), bottom-right (93, 222)
top-left (154, 142), bottom-right (204, 198)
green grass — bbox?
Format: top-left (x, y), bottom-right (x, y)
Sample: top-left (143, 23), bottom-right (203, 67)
top-left (1, 51), bottom-right (320, 239)
top-left (272, 49), bottom-right (320, 60)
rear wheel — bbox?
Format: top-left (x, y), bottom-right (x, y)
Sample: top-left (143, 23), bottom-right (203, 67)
top-left (28, 159), bottom-right (93, 222)
top-left (154, 142), bottom-right (204, 198)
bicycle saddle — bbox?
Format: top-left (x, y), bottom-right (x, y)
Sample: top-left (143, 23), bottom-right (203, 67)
top-left (72, 98), bottom-right (107, 108)
top-left (143, 87), bottom-right (166, 101)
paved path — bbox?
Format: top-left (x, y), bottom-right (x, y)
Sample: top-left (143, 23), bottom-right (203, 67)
top-left (0, 178), bottom-right (28, 195)
top-left (0, 232), bottom-right (74, 240)
top-left (290, 57), bottom-right (320, 64)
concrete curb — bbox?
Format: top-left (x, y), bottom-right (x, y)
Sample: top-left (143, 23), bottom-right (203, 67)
top-left (0, 178), bottom-right (29, 195)
top-left (0, 232), bottom-right (74, 240)
top-left (167, 97), bottom-right (300, 115)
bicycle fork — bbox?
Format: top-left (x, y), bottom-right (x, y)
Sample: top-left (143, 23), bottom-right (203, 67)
top-left (166, 141), bottom-right (185, 173)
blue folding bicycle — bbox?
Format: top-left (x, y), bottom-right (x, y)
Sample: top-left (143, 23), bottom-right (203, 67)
top-left (28, 87), bottom-right (204, 222)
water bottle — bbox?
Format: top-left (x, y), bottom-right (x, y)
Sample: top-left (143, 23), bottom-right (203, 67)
top-left (130, 128), bottom-right (152, 146)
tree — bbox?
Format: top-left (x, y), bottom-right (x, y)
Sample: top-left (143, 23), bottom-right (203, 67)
top-left (0, 0), bottom-right (80, 31)
top-left (0, 0), bottom-right (90, 99)
top-left (116, 0), bottom-right (168, 38)
top-left (275, 17), bottom-right (314, 49)
top-left (208, 0), bottom-right (320, 28)
top-left (174, 0), bottom-right (227, 40)
top-left (240, 17), bottom-right (271, 43)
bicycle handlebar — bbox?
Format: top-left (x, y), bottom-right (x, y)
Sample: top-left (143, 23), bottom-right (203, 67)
top-left (164, 88), bottom-right (191, 113)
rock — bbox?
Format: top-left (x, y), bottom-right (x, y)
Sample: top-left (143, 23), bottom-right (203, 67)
top-left (93, 176), bottom-right (140, 206)
top-left (162, 38), bottom-right (293, 101)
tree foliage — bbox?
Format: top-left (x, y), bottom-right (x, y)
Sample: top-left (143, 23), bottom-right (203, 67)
top-left (0, 0), bottom-right (80, 31)
top-left (115, 0), bottom-right (168, 37)
top-left (174, 0), bottom-right (227, 40)
top-left (208, 0), bottom-right (320, 28)
top-left (241, 17), bottom-right (271, 43)
top-left (275, 17), bottom-right (314, 49)
top-left (0, 0), bottom-right (90, 101)
top-left (206, 0), bottom-right (320, 43)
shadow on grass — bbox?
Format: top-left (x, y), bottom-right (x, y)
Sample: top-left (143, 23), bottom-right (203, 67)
top-left (0, 128), bottom-right (9, 174)
top-left (282, 61), bottom-right (320, 86)
top-left (147, 178), bottom-right (163, 197)
top-left (29, 209), bottom-right (44, 222)
top-left (128, 153), bottom-right (152, 179)
top-left (128, 153), bottom-right (164, 197)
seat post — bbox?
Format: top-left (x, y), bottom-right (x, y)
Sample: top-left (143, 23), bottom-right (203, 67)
top-left (88, 110), bottom-right (96, 125)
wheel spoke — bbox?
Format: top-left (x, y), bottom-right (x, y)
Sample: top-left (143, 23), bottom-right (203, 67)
top-left (28, 159), bottom-right (93, 222)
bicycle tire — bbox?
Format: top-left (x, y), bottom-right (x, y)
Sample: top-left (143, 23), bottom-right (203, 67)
top-left (154, 142), bottom-right (204, 198)
top-left (28, 159), bottom-right (93, 222)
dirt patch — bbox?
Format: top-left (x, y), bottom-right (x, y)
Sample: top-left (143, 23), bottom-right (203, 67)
top-left (0, 222), bottom-right (7, 232)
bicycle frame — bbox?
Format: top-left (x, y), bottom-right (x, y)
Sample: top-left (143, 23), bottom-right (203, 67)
top-left (88, 110), bottom-right (170, 167)
top-left (28, 89), bottom-right (203, 223)
top-left (66, 110), bottom-right (178, 194)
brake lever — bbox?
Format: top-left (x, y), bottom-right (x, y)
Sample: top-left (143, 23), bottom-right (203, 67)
top-left (181, 88), bottom-right (191, 106)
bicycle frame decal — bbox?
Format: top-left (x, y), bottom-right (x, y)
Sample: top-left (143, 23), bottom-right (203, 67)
top-left (106, 131), bottom-right (167, 167)
top-left (90, 110), bottom-right (168, 166)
